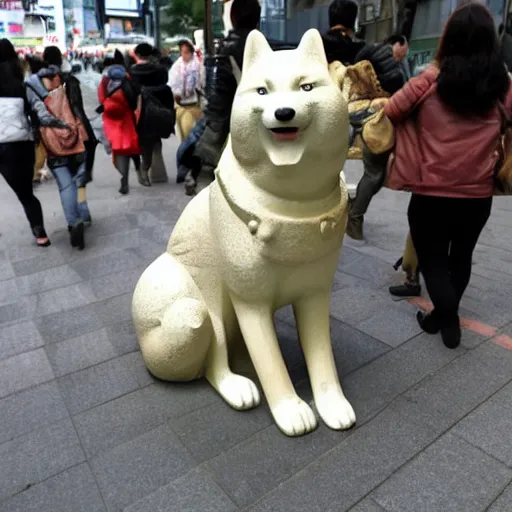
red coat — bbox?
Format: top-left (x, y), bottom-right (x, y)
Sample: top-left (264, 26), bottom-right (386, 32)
top-left (384, 65), bottom-right (512, 198)
top-left (98, 75), bottom-right (140, 156)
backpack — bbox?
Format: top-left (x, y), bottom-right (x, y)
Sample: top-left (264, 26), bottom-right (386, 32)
top-left (28, 75), bottom-right (86, 156)
top-left (137, 87), bottom-right (176, 140)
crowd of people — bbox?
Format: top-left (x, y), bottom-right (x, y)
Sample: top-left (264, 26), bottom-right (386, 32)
top-left (1, 0), bottom-right (510, 350)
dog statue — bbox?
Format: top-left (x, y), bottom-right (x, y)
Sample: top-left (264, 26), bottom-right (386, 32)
top-left (132, 29), bottom-right (356, 436)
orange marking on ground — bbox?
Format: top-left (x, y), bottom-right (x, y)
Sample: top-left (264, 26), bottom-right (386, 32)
top-left (407, 297), bottom-right (508, 345)
top-left (493, 334), bottom-right (512, 351)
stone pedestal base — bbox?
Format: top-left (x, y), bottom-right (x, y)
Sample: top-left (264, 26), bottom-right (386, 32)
top-left (150, 140), bottom-right (169, 183)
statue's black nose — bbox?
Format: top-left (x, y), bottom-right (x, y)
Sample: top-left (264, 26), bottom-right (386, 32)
top-left (275, 108), bottom-right (296, 122)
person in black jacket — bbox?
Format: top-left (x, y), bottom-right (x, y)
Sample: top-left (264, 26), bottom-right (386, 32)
top-left (185, 0), bottom-right (261, 195)
top-left (322, 0), bottom-right (366, 65)
top-left (130, 43), bottom-right (174, 183)
top-left (346, 34), bottom-right (410, 241)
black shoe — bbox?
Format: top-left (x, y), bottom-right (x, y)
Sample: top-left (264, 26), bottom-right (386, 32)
top-left (389, 282), bottom-right (421, 297)
top-left (70, 222), bottom-right (85, 250)
top-left (441, 323), bottom-right (461, 349)
top-left (119, 184), bottom-right (129, 195)
top-left (184, 174), bottom-right (197, 196)
top-left (416, 311), bottom-right (440, 334)
top-left (346, 216), bottom-right (364, 240)
top-left (31, 226), bottom-right (51, 247)
top-left (136, 170), bottom-right (151, 187)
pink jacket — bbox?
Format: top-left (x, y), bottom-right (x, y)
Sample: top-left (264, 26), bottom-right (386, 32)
top-left (384, 65), bottom-right (512, 198)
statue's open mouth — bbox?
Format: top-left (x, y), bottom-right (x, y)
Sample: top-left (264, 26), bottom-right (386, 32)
top-left (269, 127), bottom-right (299, 141)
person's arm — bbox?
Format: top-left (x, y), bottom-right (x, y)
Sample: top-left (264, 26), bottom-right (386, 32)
top-left (194, 57), bottom-right (238, 171)
top-left (384, 66), bottom-right (439, 124)
top-left (25, 86), bottom-right (68, 128)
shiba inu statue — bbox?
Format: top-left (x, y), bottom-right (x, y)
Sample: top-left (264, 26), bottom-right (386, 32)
top-left (132, 29), bottom-right (355, 436)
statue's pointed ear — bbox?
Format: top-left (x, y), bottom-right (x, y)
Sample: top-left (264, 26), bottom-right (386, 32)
top-left (297, 29), bottom-right (328, 67)
top-left (242, 30), bottom-right (273, 75)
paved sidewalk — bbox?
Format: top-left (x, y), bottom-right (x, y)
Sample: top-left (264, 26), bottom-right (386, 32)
top-left (0, 79), bottom-right (512, 511)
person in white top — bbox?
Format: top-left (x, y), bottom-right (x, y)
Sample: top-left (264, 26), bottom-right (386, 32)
top-left (168, 39), bottom-right (204, 140)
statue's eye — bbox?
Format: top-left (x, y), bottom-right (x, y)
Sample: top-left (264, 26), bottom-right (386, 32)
top-left (301, 83), bottom-right (314, 92)
top-left (257, 87), bottom-right (268, 95)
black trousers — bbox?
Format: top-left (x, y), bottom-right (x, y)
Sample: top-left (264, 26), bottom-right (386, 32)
top-left (0, 141), bottom-right (44, 230)
top-left (408, 194), bottom-right (492, 326)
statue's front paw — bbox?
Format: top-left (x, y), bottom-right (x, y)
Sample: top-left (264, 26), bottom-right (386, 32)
top-left (271, 396), bottom-right (318, 437)
top-left (212, 372), bottom-right (261, 410)
top-left (315, 389), bottom-right (356, 430)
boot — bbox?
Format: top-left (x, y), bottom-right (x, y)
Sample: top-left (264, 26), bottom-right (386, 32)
top-left (136, 169), bottom-right (151, 187)
top-left (184, 172), bottom-right (197, 196)
top-left (346, 215), bottom-right (364, 240)
top-left (442, 322), bottom-right (462, 349)
top-left (119, 175), bottom-right (129, 195)
top-left (389, 267), bottom-right (421, 297)
top-left (416, 310), bottom-right (441, 334)
top-left (69, 221), bottom-right (85, 250)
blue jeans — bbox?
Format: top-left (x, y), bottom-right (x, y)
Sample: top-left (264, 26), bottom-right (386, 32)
top-left (51, 163), bottom-right (90, 226)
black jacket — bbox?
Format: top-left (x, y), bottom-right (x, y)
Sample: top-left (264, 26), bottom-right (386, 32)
top-left (355, 43), bottom-right (407, 95)
top-left (195, 29), bottom-right (283, 173)
top-left (130, 60), bottom-right (174, 110)
top-left (322, 29), bottom-right (367, 65)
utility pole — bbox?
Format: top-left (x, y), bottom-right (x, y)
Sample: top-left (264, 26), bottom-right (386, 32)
top-left (152, 0), bottom-right (160, 50)
top-left (204, 0), bottom-right (214, 58)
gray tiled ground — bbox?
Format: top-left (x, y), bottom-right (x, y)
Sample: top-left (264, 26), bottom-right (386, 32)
top-left (0, 74), bottom-right (511, 511)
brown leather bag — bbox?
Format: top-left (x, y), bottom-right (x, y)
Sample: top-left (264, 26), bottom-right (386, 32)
top-left (40, 76), bottom-right (86, 157)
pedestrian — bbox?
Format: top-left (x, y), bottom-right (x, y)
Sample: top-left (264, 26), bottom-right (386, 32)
top-left (321, 0), bottom-right (366, 66)
top-left (347, 34), bottom-right (410, 240)
top-left (130, 43), bottom-right (174, 183)
top-left (384, 2), bottom-right (510, 348)
top-left (168, 39), bottom-right (203, 143)
top-left (98, 49), bottom-right (142, 194)
top-left (26, 46), bottom-right (93, 250)
top-left (0, 39), bottom-right (64, 247)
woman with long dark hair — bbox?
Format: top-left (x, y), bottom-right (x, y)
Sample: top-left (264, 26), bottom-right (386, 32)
top-left (0, 39), bottom-right (63, 247)
top-left (384, 3), bottom-right (511, 348)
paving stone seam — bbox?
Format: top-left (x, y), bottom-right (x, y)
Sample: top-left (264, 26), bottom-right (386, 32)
top-left (239, 346), bottom-right (498, 511)
top-left (341, 377), bottom-right (512, 512)
top-left (485, 476), bottom-right (512, 512)
top-left (0, 460), bottom-right (86, 505)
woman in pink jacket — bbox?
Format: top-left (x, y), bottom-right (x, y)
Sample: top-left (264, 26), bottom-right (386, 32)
top-left (384, 2), bottom-right (512, 349)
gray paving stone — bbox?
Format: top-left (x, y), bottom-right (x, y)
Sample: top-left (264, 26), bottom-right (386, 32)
top-left (0, 300), bottom-right (29, 326)
top-left (348, 499), bottom-right (386, 512)
top-left (172, 400), bottom-right (273, 463)
top-left (11, 250), bottom-right (66, 277)
top-left (58, 357), bottom-right (139, 415)
top-left (0, 463), bottom-right (106, 512)
top-left (0, 279), bottom-right (19, 306)
top-left (44, 328), bottom-right (116, 377)
top-left (89, 267), bottom-right (142, 301)
top-left (372, 433), bottom-right (512, 512)
top-left (355, 306), bottom-right (423, 347)
top-left (342, 333), bottom-right (461, 423)
top-left (106, 319), bottom-right (139, 355)
top-left (452, 381), bottom-right (512, 466)
top-left (247, 402), bottom-right (438, 512)
top-left (90, 423), bottom-right (195, 511)
top-left (94, 292), bottom-right (133, 327)
top-left (16, 264), bottom-right (82, 295)
top-left (30, 282), bottom-right (97, 317)
top-left (208, 423), bottom-right (350, 508)
top-left (0, 381), bottom-right (68, 445)
top-left (340, 252), bottom-right (396, 288)
top-left (0, 348), bottom-right (54, 399)
top-left (89, 213), bottom-right (138, 237)
top-left (402, 343), bottom-right (512, 433)
top-left (125, 467), bottom-right (238, 512)
top-left (35, 302), bottom-right (103, 344)
top-left (0, 321), bottom-right (44, 361)
top-left (488, 482), bottom-right (512, 512)
top-left (74, 381), bottom-right (217, 457)
top-left (330, 284), bottom-right (391, 326)
top-left (119, 351), bottom-right (156, 387)
top-left (0, 251), bottom-right (14, 281)
top-left (70, 249), bottom-right (144, 280)
top-left (0, 418), bottom-right (85, 500)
